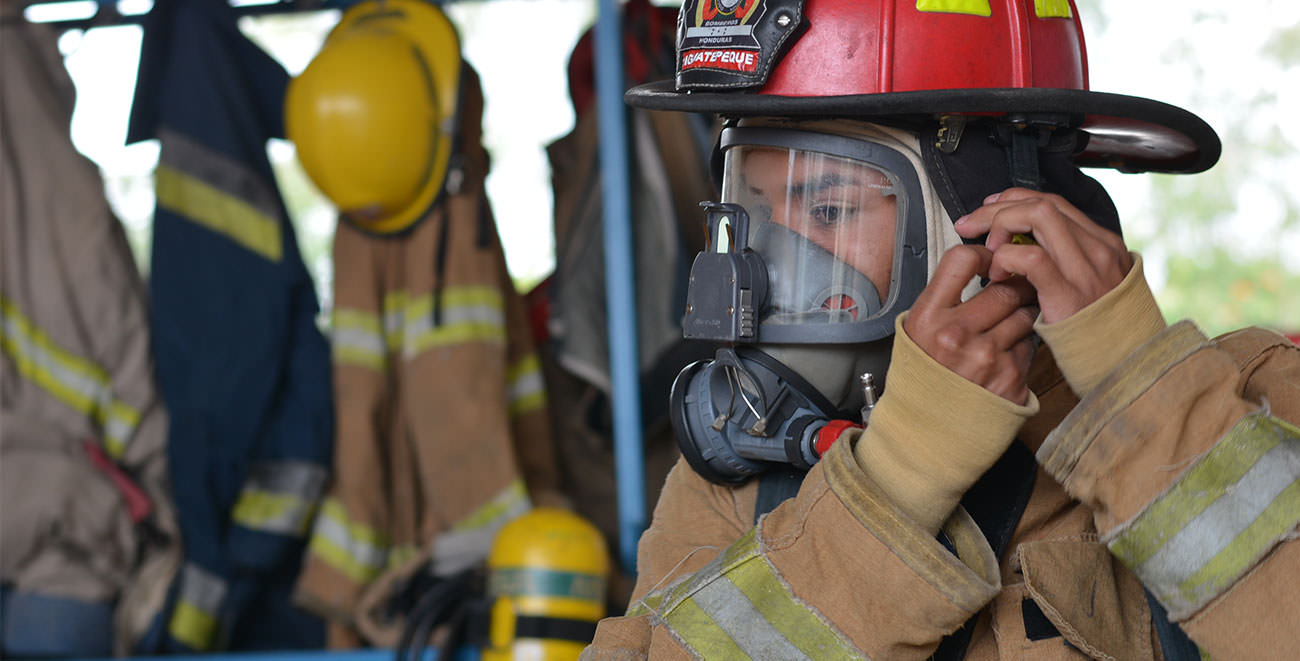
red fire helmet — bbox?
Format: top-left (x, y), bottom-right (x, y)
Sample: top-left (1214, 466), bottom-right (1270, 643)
top-left (626, 0), bottom-right (1220, 174)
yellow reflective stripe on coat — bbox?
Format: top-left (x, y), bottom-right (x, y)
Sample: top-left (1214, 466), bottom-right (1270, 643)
top-left (307, 497), bottom-right (391, 583)
top-left (506, 353), bottom-right (546, 416)
top-left (1108, 413), bottom-right (1300, 619)
top-left (404, 287), bottom-right (506, 356)
top-left (628, 528), bottom-right (867, 660)
top-left (916, 0), bottom-right (991, 17)
top-left (382, 287), bottom-right (507, 359)
top-left (155, 129), bottom-right (284, 262)
top-left (1034, 0), bottom-right (1072, 18)
top-left (155, 164), bottom-right (282, 263)
top-left (332, 307), bottom-right (387, 370)
top-left (168, 562), bottom-right (227, 651)
top-left (433, 480), bottom-right (531, 575)
top-left (231, 460), bottom-right (328, 536)
top-left (0, 296), bottom-right (141, 459)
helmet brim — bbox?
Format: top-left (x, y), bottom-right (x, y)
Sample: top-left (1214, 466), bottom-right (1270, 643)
top-left (626, 81), bottom-right (1220, 174)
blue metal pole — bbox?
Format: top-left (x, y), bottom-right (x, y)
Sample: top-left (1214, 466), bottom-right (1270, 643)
top-left (594, 0), bottom-right (646, 574)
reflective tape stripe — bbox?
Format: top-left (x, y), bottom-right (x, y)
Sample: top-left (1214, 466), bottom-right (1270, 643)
top-left (388, 543), bottom-right (422, 572)
top-left (382, 291), bottom-right (408, 350)
top-left (332, 308), bottom-right (386, 370)
top-left (629, 528), bottom-right (866, 660)
top-left (489, 567), bottom-right (606, 603)
top-left (506, 353), bottom-right (546, 416)
top-left (0, 296), bottom-right (141, 458)
top-left (307, 498), bottom-right (390, 583)
top-left (1109, 413), bottom-right (1300, 618)
top-left (155, 165), bottom-right (282, 263)
top-left (168, 563), bottom-right (226, 651)
top-left (156, 130), bottom-right (283, 263)
top-left (404, 288), bottom-right (506, 356)
top-left (1034, 0), bottom-right (1072, 18)
top-left (231, 461), bottom-right (328, 536)
top-left (158, 129), bottom-right (284, 222)
top-left (380, 287), bottom-right (507, 359)
top-left (692, 574), bottom-right (808, 659)
top-left (434, 480), bottom-right (530, 575)
top-left (916, 0), bottom-right (991, 17)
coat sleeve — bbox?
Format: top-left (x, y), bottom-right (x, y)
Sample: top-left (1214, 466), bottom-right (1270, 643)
top-left (585, 439), bottom-right (1007, 660)
top-left (1037, 322), bottom-right (1300, 659)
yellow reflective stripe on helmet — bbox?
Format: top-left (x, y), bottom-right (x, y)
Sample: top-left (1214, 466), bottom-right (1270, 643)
top-left (434, 480), bottom-right (530, 574)
top-left (231, 461), bottom-right (327, 536)
top-left (506, 353), bottom-right (546, 416)
top-left (0, 296), bottom-right (141, 459)
top-left (307, 497), bottom-right (390, 583)
top-left (1108, 413), bottom-right (1300, 618)
top-left (629, 528), bottom-right (866, 660)
top-left (155, 164), bottom-right (283, 263)
top-left (168, 563), bottom-right (226, 651)
top-left (1034, 0), bottom-right (1072, 18)
top-left (332, 307), bottom-right (387, 369)
top-left (916, 0), bottom-right (992, 17)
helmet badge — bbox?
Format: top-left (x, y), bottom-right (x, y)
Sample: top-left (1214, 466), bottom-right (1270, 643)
top-left (677, 0), bottom-right (804, 91)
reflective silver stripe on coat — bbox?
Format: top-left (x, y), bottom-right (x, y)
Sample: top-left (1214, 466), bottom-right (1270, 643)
top-left (332, 307), bottom-right (387, 370)
top-left (0, 296), bottom-right (141, 458)
top-left (433, 479), bottom-right (530, 576)
top-left (379, 288), bottom-right (507, 360)
top-left (155, 130), bottom-right (284, 263)
top-left (168, 562), bottom-right (227, 650)
top-left (307, 497), bottom-right (390, 583)
top-left (231, 460), bottom-right (328, 536)
top-left (401, 287), bottom-right (506, 357)
top-left (1108, 412), bottom-right (1300, 619)
top-left (505, 353), bottom-right (546, 416)
top-left (159, 129), bottom-right (284, 222)
top-left (629, 528), bottom-right (867, 660)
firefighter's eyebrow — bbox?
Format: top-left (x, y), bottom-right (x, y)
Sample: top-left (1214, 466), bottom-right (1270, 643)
top-left (788, 172), bottom-right (866, 197)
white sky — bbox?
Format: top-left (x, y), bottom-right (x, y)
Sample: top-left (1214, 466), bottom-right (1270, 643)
top-left (50, 0), bottom-right (1300, 297)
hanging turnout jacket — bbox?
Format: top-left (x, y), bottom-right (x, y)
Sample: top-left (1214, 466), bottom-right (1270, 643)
top-left (0, 16), bottom-right (180, 658)
top-left (293, 66), bottom-right (564, 647)
top-left (125, 0), bottom-right (334, 652)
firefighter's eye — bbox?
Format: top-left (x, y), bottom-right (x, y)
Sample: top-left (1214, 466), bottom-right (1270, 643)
top-left (809, 204), bottom-right (853, 226)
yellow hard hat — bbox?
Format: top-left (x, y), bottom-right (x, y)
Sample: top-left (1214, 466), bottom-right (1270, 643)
top-left (285, 0), bottom-right (461, 235)
top-left (483, 507), bottom-right (611, 661)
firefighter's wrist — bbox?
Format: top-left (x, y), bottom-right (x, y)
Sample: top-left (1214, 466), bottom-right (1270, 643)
top-left (1034, 253), bottom-right (1166, 398)
top-left (854, 314), bottom-right (1039, 534)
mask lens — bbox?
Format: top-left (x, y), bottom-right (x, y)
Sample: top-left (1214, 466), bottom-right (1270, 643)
top-left (721, 145), bottom-right (903, 330)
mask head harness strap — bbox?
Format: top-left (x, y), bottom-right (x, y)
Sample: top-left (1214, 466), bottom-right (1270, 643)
top-left (921, 114), bottom-right (1122, 240)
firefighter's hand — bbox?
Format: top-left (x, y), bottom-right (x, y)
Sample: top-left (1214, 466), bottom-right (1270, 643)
top-left (953, 188), bottom-right (1132, 324)
top-left (903, 245), bottom-right (1038, 405)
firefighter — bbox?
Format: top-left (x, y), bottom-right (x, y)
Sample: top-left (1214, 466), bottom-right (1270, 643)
top-left (584, 0), bottom-right (1300, 659)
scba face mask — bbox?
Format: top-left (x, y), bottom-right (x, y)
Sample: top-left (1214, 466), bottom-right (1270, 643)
top-left (671, 126), bottom-right (929, 484)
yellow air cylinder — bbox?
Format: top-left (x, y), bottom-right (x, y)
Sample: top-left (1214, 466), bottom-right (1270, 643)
top-left (481, 507), bottom-right (610, 661)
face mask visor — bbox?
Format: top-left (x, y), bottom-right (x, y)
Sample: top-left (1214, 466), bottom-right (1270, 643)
top-left (710, 126), bottom-right (928, 345)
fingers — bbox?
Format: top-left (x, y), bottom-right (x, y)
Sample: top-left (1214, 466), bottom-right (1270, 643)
top-left (957, 193), bottom-right (1106, 285)
top-left (955, 188), bottom-right (1114, 248)
top-left (957, 276), bottom-right (1037, 336)
top-left (905, 246), bottom-right (1039, 404)
top-left (952, 187), bottom-right (1133, 323)
top-left (913, 244), bottom-right (992, 310)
